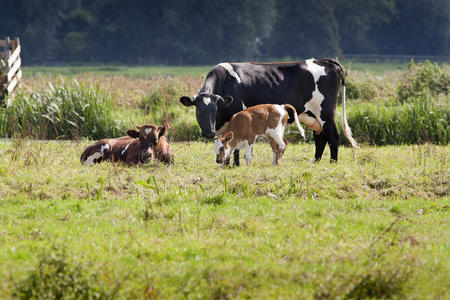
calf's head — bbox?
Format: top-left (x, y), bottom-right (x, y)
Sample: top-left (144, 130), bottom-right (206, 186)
top-left (127, 124), bottom-right (167, 162)
top-left (213, 132), bottom-right (234, 165)
top-left (180, 93), bottom-right (233, 138)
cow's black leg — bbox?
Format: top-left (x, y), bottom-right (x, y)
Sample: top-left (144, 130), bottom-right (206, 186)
top-left (313, 132), bottom-right (327, 162)
top-left (233, 149), bottom-right (240, 166)
top-left (323, 120), bottom-right (339, 162)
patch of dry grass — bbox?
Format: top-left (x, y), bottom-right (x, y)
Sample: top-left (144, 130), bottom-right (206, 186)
top-left (22, 74), bottom-right (204, 107)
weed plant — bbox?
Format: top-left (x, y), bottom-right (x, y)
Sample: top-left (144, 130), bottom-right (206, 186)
top-left (15, 247), bottom-right (115, 299)
top-left (397, 60), bottom-right (449, 103)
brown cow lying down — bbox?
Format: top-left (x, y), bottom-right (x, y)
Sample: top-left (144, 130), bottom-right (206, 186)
top-left (214, 104), bottom-right (305, 166)
top-left (81, 124), bottom-right (171, 165)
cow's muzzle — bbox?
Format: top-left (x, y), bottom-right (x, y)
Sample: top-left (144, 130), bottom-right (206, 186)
top-left (139, 148), bottom-right (154, 163)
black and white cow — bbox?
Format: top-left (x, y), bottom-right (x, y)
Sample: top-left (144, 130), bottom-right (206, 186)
top-left (180, 58), bottom-right (359, 163)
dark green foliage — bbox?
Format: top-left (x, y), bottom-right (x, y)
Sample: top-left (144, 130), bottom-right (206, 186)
top-left (335, 0), bottom-right (396, 54)
top-left (15, 248), bottom-right (111, 299)
top-left (60, 9), bottom-right (96, 61)
top-left (371, 0), bottom-right (450, 55)
top-left (0, 79), bottom-right (124, 140)
top-left (0, 0), bottom-right (65, 61)
top-left (1, 0), bottom-right (448, 64)
top-left (270, 0), bottom-right (341, 58)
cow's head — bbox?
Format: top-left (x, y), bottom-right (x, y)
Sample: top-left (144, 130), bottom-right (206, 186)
top-left (127, 124), bottom-right (167, 162)
top-left (180, 93), bottom-right (233, 138)
top-left (213, 131), bottom-right (234, 165)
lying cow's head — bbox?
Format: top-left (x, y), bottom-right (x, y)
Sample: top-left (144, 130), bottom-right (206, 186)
top-left (213, 131), bottom-right (234, 165)
top-left (180, 93), bottom-right (233, 138)
top-left (127, 124), bottom-right (167, 162)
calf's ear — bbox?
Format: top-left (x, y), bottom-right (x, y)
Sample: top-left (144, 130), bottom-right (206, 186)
top-left (158, 125), bottom-right (168, 137)
top-left (180, 96), bottom-right (195, 106)
top-left (223, 96), bottom-right (233, 107)
top-left (224, 131), bottom-right (234, 143)
top-left (127, 129), bottom-right (140, 138)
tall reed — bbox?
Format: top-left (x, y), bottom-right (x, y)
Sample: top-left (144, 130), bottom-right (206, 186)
top-left (343, 92), bottom-right (449, 145)
top-left (0, 79), bottom-right (125, 140)
top-left (139, 80), bottom-right (200, 141)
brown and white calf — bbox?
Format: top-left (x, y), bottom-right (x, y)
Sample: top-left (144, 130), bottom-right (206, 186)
top-left (214, 104), bottom-right (305, 166)
top-left (80, 124), bottom-right (167, 165)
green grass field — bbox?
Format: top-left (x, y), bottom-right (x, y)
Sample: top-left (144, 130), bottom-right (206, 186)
top-left (0, 140), bottom-right (448, 299)
top-left (23, 65), bottom-right (215, 78)
top-left (0, 61), bottom-right (448, 298)
top-left (22, 60), bottom-right (412, 78)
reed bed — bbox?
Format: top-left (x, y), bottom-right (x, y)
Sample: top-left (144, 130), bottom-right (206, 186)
top-left (1, 61), bottom-right (448, 145)
top-left (0, 79), bottom-right (124, 140)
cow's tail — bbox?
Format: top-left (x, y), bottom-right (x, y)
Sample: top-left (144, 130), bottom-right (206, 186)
top-left (284, 104), bottom-right (305, 138)
top-left (341, 81), bottom-right (359, 148)
top-left (326, 58), bottom-right (359, 148)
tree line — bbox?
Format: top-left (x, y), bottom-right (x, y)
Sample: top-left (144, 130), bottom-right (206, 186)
top-left (1, 0), bottom-right (448, 64)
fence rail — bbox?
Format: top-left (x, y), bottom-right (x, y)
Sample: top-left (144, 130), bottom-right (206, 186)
top-left (1, 37), bottom-right (22, 105)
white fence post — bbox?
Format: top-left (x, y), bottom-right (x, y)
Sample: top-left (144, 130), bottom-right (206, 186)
top-left (0, 36), bottom-right (22, 105)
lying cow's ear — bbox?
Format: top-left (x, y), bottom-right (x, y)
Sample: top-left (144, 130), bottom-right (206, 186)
top-left (223, 96), bottom-right (233, 107)
top-left (180, 96), bottom-right (195, 106)
top-left (127, 129), bottom-right (139, 138)
top-left (158, 125), bottom-right (168, 137)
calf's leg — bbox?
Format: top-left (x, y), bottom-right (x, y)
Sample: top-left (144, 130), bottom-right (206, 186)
top-left (278, 137), bottom-right (288, 164)
top-left (244, 143), bottom-right (253, 165)
top-left (269, 137), bottom-right (287, 165)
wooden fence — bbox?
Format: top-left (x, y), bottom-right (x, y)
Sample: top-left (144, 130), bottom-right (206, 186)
top-left (0, 37), bottom-right (22, 105)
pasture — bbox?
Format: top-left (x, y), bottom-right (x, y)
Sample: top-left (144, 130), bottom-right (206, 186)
top-left (22, 60), bottom-right (409, 77)
top-left (0, 140), bottom-right (448, 299)
top-left (0, 61), bottom-right (448, 298)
